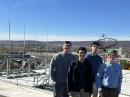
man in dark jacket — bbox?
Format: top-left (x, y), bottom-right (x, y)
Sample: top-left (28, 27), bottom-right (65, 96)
top-left (68, 47), bottom-right (93, 97)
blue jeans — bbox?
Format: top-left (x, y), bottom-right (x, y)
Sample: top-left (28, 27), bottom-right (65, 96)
top-left (53, 82), bottom-right (69, 97)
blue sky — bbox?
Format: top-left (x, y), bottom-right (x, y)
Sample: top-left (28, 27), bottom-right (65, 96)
top-left (0, 0), bottom-right (130, 41)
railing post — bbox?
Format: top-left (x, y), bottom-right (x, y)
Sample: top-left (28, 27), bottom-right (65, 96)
top-left (125, 74), bottom-right (126, 82)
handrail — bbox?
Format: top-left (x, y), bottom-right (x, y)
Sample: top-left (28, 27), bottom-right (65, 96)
top-left (123, 72), bottom-right (130, 83)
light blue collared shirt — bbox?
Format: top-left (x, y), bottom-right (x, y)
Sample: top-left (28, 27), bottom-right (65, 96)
top-left (96, 62), bottom-right (123, 92)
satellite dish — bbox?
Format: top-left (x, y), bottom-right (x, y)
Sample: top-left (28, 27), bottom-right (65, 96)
top-left (98, 34), bottom-right (118, 52)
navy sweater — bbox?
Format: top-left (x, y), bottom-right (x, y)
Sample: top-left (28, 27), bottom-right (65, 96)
top-left (86, 53), bottom-right (103, 83)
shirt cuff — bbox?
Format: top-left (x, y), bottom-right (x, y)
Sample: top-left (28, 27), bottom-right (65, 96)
top-left (98, 88), bottom-right (102, 92)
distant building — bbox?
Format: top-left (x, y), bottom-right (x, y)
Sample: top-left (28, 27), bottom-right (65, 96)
top-left (118, 47), bottom-right (123, 56)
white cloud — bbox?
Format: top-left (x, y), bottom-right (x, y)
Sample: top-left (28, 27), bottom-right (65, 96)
top-left (0, 32), bottom-right (129, 41)
top-left (113, 36), bottom-right (130, 41)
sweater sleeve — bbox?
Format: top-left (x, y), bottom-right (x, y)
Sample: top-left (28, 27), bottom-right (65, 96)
top-left (49, 55), bottom-right (57, 81)
top-left (96, 64), bottom-right (104, 92)
top-left (67, 61), bottom-right (74, 92)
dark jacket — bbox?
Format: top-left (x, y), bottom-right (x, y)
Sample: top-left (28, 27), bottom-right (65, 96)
top-left (86, 53), bottom-right (103, 82)
top-left (67, 59), bottom-right (93, 94)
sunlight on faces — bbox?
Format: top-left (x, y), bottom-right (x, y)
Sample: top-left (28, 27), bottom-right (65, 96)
top-left (78, 50), bottom-right (86, 61)
top-left (91, 45), bottom-right (99, 53)
top-left (106, 54), bottom-right (117, 63)
top-left (63, 43), bottom-right (71, 52)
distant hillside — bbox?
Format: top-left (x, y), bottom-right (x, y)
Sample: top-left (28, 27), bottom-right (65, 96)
top-left (0, 40), bottom-right (129, 50)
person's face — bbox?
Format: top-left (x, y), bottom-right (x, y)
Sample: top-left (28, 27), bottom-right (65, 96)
top-left (63, 43), bottom-right (71, 52)
top-left (106, 54), bottom-right (117, 63)
top-left (78, 50), bottom-right (86, 60)
top-left (91, 44), bottom-right (99, 53)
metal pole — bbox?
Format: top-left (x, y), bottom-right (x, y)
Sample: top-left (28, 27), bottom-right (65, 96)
top-left (22, 21), bottom-right (26, 74)
top-left (26, 56), bottom-right (31, 76)
top-left (23, 21), bottom-right (25, 56)
top-left (7, 59), bottom-right (9, 78)
top-left (7, 6), bottom-right (11, 78)
top-left (45, 26), bottom-right (48, 69)
top-left (34, 37), bottom-right (37, 69)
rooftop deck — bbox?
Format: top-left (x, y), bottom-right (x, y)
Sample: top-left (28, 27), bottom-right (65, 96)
top-left (0, 70), bottom-right (130, 97)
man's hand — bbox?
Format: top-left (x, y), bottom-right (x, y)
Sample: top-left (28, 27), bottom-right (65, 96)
top-left (99, 91), bottom-right (102, 97)
top-left (98, 88), bottom-right (102, 97)
top-left (68, 92), bottom-right (71, 96)
top-left (52, 81), bottom-right (58, 85)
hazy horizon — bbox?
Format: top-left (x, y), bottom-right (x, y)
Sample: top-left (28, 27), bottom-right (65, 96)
top-left (0, 0), bottom-right (130, 41)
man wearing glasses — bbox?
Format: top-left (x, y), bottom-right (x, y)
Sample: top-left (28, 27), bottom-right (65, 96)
top-left (68, 47), bottom-right (93, 97)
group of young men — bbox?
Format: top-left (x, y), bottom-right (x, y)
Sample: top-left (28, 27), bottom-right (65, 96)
top-left (49, 41), bottom-right (122, 97)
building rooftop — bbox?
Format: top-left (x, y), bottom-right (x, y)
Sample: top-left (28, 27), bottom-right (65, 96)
top-left (0, 70), bottom-right (130, 97)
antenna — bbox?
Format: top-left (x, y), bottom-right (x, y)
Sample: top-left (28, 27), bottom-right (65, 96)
top-left (23, 21), bottom-right (26, 57)
top-left (98, 34), bottom-right (118, 63)
top-left (22, 21), bottom-right (26, 74)
top-left (7, 5), bottom-right (11, 78)
top-left (34, 34), bottom-right (38, 69)
top-left (46, 26), bottom-right (48, 53)
top-left (45, 26), bottom-right (48, 68)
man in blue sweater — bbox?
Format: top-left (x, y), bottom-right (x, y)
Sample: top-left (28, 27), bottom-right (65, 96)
top-left (96, 49), bottom-right (122, 97)
top-left (50, 41), bottom-right (75, 97)
top-left (85, 41), bottom-right (103, 97)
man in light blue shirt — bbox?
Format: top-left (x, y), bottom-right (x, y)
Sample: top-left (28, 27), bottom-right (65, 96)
top-left (96, 49), bottom-right (122, 97)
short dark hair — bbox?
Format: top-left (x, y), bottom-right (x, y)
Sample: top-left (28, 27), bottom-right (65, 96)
top-left (78, 47), bottom-right (87, 53)
top-left (91, 41), bottom-right (100, 46)
top-left (64, 41), bottom-right (72, 46)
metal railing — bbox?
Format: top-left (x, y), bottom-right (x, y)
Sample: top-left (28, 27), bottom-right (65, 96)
top-left (123, 72), bottom-right (130, 83)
